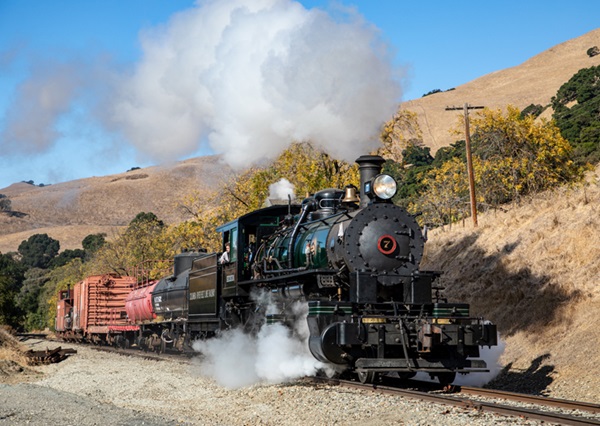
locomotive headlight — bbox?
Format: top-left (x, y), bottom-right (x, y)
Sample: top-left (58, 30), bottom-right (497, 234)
top-left (372, 174), bottom-right (397, 200)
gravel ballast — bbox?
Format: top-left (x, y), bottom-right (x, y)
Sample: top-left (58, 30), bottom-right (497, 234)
top-left (0, 343), bottom-right (554, 426)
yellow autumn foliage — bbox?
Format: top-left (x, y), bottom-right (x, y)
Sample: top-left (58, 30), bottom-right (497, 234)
top-left (378, 109), bottom-right (423, 163)
top-left (414, 106), bottom-right (584, 226)
top-left (179, 142), bottom-right (359, 226)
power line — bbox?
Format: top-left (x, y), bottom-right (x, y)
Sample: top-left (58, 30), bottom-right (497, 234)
top-left (445, 104), bottom-right (485, 227)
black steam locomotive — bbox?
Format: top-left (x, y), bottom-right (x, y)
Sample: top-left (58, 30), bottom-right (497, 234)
top-left (56, 154), bottom-right (497, 385)
top-left (148, 154), bottom-right (497, 384)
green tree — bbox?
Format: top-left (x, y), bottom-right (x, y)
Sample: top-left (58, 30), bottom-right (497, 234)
top-left (0, 194), bottom-right (11, 211)
top-left (431, 140), bottom-right (466, 168)
top-left (520, 104), bottom-right (545, 119)
top-left (383, 142), bottom-right (434, 207)
top-left (552, 65), bottom-right (600, 164)
top-left (130, 212), bottom-right (164, 228)
top-left (579, 123), bottom-right (600, 163)
top-left (49, 249), bottom-right (86, 269)
top-left (18, 234), bottom-right (60, 269)
top-left (0, 253), bottom-right (26, 327)
top-left (82, 233), bottom-right (106, 254)
top-left (15, 268), bottom-right (50, 330)
top-left (402, 143), bottom-right (434, 167)
top-left (89, 213), bottom-right (170, 278)
top-left (422, 89), bottom-right (442, 97)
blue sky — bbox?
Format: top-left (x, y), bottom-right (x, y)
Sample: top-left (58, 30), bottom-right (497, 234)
top-left (0, 0), bottom-right (598, 189)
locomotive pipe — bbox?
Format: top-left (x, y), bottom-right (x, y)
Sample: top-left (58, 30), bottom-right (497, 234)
top-left (399, 323), bottom-right (414, 372)
top-left (287, 199), bottom-right (316, 268)
top-left (271, 284), bottom-right (305, 298)
top-left (263, 266), bottom-right (307, 275)
top-left (355, 155), bottom-right (386, 207)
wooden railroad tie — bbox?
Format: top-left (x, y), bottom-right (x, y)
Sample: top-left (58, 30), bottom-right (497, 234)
top-left (25, 347), bottom-right (77, 365)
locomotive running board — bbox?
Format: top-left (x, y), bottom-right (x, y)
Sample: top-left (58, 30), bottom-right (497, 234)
top-left (355, 358), bottom-right (489, 373)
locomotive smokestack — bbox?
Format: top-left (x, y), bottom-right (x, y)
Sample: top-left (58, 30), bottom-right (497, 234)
top-left (355, 155), bottom-right (386, 207)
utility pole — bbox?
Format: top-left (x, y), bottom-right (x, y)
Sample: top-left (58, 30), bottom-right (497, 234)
top-left (445, 103), bottom-right (484, 227)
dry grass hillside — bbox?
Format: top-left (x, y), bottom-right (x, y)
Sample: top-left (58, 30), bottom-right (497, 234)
top-left (0, 327), bottom-right (37, 383)
top-left (421, 164), bottom-right (600, 402)
top-left (0, 156), bottom-right (231, 253)
top-left (402, 28), bottom-right (600, 152)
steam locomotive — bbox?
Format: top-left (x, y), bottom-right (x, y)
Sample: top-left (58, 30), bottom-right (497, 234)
top-left (56, 154), bottom-right (497, 385)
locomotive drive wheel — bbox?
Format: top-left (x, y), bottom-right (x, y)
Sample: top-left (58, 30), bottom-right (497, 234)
top-left (357, 370), bottom-right (379, 384)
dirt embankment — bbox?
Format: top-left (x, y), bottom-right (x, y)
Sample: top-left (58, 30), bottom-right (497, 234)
top-left (422, 165), bottom-right (600, 401)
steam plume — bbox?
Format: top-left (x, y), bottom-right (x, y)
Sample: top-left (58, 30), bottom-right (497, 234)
top-left (413, 334), bottom-right (506, 387)
top-left (453, 337), bottom-right (506, 387)
top-left (1, 60), bottom-right (84, 154)
top-left (109, 0), bottom-right (401, 167)
top-left (1, 0), bottom-right (402, 185)
top-left (268, 178), bottom-right (296, 201)
top-left (192, 295), bottom-right (333, 389)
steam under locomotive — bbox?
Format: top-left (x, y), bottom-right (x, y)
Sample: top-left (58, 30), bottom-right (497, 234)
top-left (56, 154), bottom-right (497, 385)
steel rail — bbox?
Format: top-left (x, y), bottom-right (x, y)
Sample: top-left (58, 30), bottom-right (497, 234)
top-left (460, 386), bottom-right (600, 414)
top-left (89, 344), bottom-right (195, 363)
top-left (332, 379), bottom-right (600, 426)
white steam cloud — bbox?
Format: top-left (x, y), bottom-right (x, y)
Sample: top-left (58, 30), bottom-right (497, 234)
top-left (413, 334), bottom-right (506, 387)
top-left (1, 60), bottom-right (85, 154)
top-left (1, 0), bottom-right (402, 182)
top-left (192, 296), bottom-right (334, 389)
top-left (108, 0), bottom-right (401, 167)
top-left (268, 178), bottom-right (296, 201)
top-left (453, 336), bottom-right (506, 387)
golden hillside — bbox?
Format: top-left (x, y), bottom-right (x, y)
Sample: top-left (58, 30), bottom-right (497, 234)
top-left (401, 28), bottom-right (600, 152)
top-left (0, 156), bottom-right (231, 253)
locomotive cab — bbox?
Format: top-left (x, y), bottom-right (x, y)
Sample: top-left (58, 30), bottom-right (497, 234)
top-left (216, 204), bottom-right (303, 285)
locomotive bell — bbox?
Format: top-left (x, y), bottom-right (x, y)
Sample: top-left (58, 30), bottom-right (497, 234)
top-left (341, 185), bottom-right (360, 204)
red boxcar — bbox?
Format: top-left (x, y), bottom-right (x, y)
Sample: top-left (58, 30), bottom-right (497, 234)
top-left (70, 274), bottom-right (138, 343)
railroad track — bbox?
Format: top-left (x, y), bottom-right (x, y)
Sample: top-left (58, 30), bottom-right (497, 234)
top-left (315, 377), bottom-right (600, 425)
top-left (459, 386), bottom-right (600, 415)
top-left (88, 344), bottom-right (195, 363)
